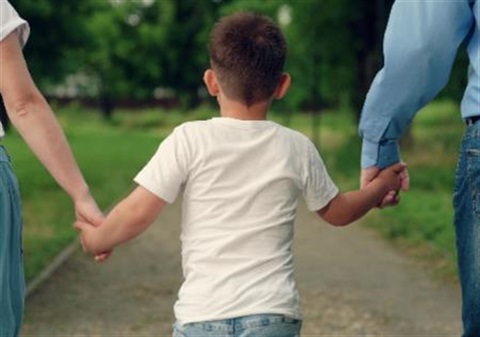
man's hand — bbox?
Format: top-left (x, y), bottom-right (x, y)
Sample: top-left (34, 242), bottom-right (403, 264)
top-left (361, 162), bottom-right (410, 208)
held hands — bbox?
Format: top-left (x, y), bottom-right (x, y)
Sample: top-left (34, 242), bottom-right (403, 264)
top-left (361, 162), bottom-right (409, 208)
top-left (74, 193), bottom-right (103, 227)
top-left (75, 220), bottom-right (112, 262)
top-left (74, 195), bottom-right (112, 262)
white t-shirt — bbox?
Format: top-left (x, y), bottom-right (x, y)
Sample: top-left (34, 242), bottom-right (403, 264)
top-left (134, 117), bottom-right (339, 324)
top-left (0, 0), bottom-right (30, 137)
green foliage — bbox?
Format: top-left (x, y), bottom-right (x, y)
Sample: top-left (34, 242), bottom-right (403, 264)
top-left (84, 0), bottom-right (165, 100)
top-left (159, 0), bottom-right (223, 109)
top-left (219, 0), bottom-right (281, 16)
top-left (365, 101), bottom-right (463, 279)
top-left (10, 0), bottom-right (469, 117)
top-left (284, 0), bottom-right (355, 109)
top-left (11, 0), bottom-right (97, 86)
top-left (79, 0), bottom-right (226, 112)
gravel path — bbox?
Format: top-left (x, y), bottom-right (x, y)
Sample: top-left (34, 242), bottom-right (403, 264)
top-left (21, 201), bottom-right (462, 336)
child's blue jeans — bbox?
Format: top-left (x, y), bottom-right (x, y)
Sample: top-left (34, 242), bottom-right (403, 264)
top-left (173, 314), bottom-right (302, 337)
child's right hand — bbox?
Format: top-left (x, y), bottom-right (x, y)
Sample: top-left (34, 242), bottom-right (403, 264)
top-left (376, 162), bottom-right (406, 195)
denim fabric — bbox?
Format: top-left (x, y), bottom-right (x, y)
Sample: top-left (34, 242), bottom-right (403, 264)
top-left (0, 146), bottom-right (24, 337)
top-left (173, 314), bottom-right (302, 337)
top-left (453, 122), bottom-right (480, 336)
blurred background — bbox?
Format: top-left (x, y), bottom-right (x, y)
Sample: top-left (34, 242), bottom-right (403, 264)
top-left (3, 0), bottom-right (465, 286)
top-left (4, 0), bottom-right (467, 120)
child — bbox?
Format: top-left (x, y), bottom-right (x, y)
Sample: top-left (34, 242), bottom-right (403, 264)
top-left (76, 12), bottom-right (404, 337)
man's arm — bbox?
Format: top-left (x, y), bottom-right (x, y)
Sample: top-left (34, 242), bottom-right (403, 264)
top-left (76, 186), bottom-right (166, 255)
top-left (359, 0), bottom-right (474, 169)
top-left (0, 33), bottom-right (103, 225)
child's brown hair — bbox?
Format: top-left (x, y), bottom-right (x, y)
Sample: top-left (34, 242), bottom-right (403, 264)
top-left (208, 12), bottom-right (287, 107)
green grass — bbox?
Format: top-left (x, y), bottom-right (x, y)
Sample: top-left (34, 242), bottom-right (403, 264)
top-left (6, 100), bottom-right (462, 281)
top-left (4, 107), bottom-right (164, 281)
top-left (278, 100), bottom-right (461, 280)
top-left (359, 100), bottom-right (462, 280)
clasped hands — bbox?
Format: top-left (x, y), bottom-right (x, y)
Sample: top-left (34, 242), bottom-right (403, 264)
top-left (74, 197), bottom-right (111, 262)
top-left (362, 161), bottom-right (410, 208)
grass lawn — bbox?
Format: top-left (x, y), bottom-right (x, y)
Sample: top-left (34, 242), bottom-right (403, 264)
top-left (5, 100), bottom-right (462, 281)
top-left (363, 100), bottom-right (462, 279)
top-left (4, 107), bottom-right (165, 281)
top-left (283, 100), bottom-right (461, 280)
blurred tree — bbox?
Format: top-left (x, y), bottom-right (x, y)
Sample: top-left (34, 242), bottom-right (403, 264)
top-left (219, 0), bottom-right (280, 16)
top-left (160, 0), bottom-right (226, 110)
top-left (350, 0), bottom-right (395, 119)
top-left (82, 0), bottom-right (227, 118)
top-left (283, 0), bottom-right (395, 117)
top-left (10, 0), bottom-right (96, 87)
top-left (82, 0), bottom-right (150, 119)
top-left (1, 0), bottom-right (96, 129)
top-left (5, 0), bottom-right (468, 122)
top-left (277, 1), bottom-right (356, 146)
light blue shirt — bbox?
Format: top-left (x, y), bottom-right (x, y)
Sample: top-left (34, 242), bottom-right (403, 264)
top-left (359, 0), bottom-right (479, 168)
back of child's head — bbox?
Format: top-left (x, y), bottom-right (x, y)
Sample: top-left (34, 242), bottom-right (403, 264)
top-left (208, 12), bottom-right (287, 107)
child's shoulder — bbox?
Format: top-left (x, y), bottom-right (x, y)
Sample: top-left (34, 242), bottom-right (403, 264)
top-left (172, 119), bottom-right (313, 148)
top-left (274, 123), bottom-right (314, 145)
top-left (170, 120), bottom-right (211, 135)
top-left (175, 119), bottom-right (207, 128)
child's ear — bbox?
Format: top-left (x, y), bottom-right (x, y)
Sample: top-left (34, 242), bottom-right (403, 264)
top-left (204, 69), bottom-right (220, 96)
top-left (274, 73), bottom-right (291, 100)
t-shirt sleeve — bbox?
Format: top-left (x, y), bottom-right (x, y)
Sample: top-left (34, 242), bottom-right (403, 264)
top-left (302, 141), bottom-right (339, 212)
top-left (134, 127), bottom-right (189, 204)
top-left (0, 1), bottom-right (30, 46)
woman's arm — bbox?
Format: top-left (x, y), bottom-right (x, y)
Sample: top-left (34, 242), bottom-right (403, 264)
top-left (0, 32), bottom-right (102, 225)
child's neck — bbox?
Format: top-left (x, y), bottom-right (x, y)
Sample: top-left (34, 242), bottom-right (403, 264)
top-left (218, 98), bottom-right (270, 121)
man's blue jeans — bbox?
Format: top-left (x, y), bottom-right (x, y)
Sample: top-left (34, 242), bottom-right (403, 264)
top-left (454, 121), bottom-right (480, 336)
top-left (173, 314), bottom-right (302, 337)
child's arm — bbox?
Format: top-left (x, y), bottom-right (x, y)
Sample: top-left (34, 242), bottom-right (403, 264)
top-left (317, 162), bottom-right (404, 226)
top-left (75, 185), bottom-right (166, 255)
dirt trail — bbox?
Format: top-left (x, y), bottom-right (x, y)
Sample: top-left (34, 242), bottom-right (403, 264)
top-left (21, 201), bottom-right (462, 336)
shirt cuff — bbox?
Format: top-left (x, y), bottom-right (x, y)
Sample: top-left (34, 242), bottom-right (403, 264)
top-left (361, 138), bottom-right (400, 169)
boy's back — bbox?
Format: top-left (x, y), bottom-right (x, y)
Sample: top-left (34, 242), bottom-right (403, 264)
top-left (134, 118), bottom-right (339, 323)
top-left (76, 12), bottom-right (403, 337)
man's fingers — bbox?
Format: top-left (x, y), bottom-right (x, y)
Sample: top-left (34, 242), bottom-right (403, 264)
top-left (400, 168), bottom-right (410, 191)
top-left (377, 190), bottom-right (401, 208)
top-left (391, 162), bottom-right (407, 174)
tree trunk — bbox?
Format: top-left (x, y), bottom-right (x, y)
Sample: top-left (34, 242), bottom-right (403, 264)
top-left (99, 92), bottom-right (114, 121)
top-left (352, 0), bottom-right (394, 122)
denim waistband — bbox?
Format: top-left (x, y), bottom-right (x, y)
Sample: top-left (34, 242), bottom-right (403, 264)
top-left (178, 314), bottom-right (300, 331)
top-left (0, 145), bottom-right (11, 163)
